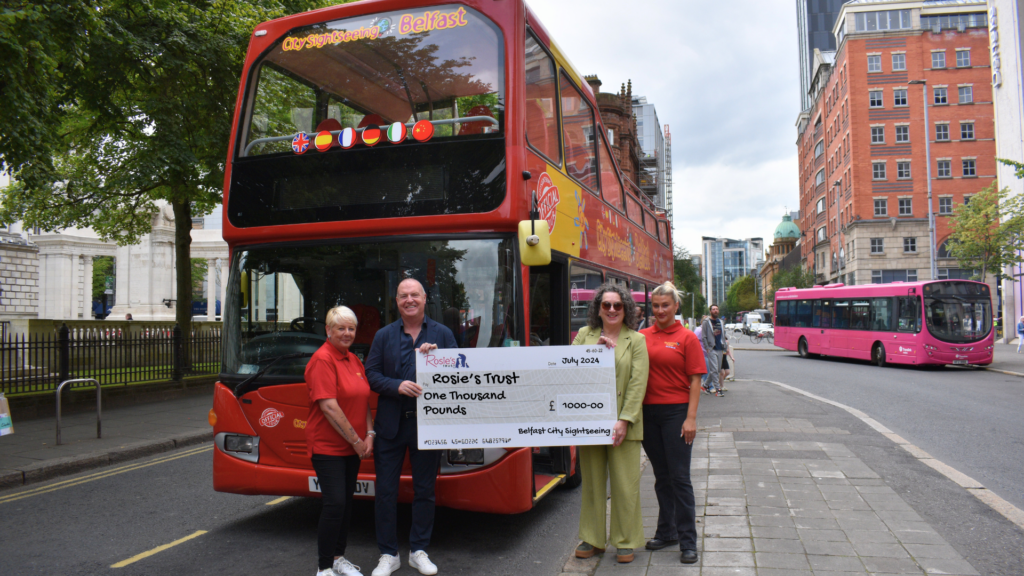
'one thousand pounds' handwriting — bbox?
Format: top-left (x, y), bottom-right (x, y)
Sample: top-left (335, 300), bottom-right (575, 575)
top-left (415, 345), bottom-right (617, 449)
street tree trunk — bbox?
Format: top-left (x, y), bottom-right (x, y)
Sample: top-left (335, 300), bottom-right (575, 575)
top-left (173, 199), bottom-right (192, 371)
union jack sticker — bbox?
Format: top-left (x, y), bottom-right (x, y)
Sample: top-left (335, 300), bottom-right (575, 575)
top-left (292, 132), bottom-right (310, 154)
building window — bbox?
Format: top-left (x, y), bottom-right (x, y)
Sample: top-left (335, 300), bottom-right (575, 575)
top-left (867, 54), bottom-right (882, 72)
top-left (936, 124), bottom-right (950, 141)
top-left (817, 197), bottom-right (826, 214)
top-left (960, 122), bottom-right (975, 140)
top-left (898, 198), bottom-right (912, 216)
top-left (939, 197), bottom-right (953, 214)
top-left (964, 195), bottom-right (973, 206)
top-left (922, 13), bottom-right (988, 31)
top-left (904, 238), bottom-right (917, 253)
top-left (937, 159), bottom-right (951, 178)
top-left (856, 10), bottom-right (912, 31)
top-left (958, 86), bottom-right (973, 104)
top-left (894, 89), bottom-right (907, 107)
top-left (932, 51), bottom-right (946, 68)
top-left (869, 90), bottom-right (883, 108)
top-left (815, 169), bottom-right (825, 185)
top-left (892, 53), bottom-right (906, 71)
top-left (872, 269), bottom-right (918, 284)
top-left (897, 161), bottom-right (911, 179)
top-left (607, 129), bottom-right (614, 142)
top-left (817, 226), bottom-right (827, 243)
top-left (895, 125), bottom-right (909, 142)
top-left (814, 140), bottom-right (824, 157)
top-left (963, 158), bottom-right (976, 177)
top-left (871, 126), bottom-right (885, 143)
top-left (956, 50), bottom-right (971, 67)
top-left (908, 270), bottom-right (918, 282)
top-left (871, 238), bottom-right (884, 253)
top-left (934, 87), bottom-right (947, 105)
top-left (874, 198), bottom-right (888, 217)
top-left (872, 162), bottom-right (887, 180)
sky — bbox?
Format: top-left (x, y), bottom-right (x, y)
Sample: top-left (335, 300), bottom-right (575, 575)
top-left (528, 0), bottom-right (803, 257)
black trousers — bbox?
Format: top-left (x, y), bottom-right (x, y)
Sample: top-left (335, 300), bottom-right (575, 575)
top-left (311, 454), bottom-right (362, 570)
top-left (641, 403), bottom-right (698, 550)
top-left (374, 417), bottom-right (441, 555)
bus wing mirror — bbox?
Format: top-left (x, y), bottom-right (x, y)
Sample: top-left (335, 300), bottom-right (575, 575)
top-left (240, 271), bottom-right (250, 308)
top-left (518, 220), bottom-right (551, 266)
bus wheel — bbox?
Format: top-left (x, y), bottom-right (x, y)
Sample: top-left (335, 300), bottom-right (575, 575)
top-left (564, 448), bottom-right (582, 489)
top-left (872, 343), bottom-right (886, 367)
top-left (798, 337), bottom-right (811, 358)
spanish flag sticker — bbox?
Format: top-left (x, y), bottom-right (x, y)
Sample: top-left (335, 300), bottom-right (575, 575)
top-left (340, 127), bottom-right (356, 149)
top-left (361, 126), bottom-right (381, 147)
top-left (412, 119), bottom-right (434, 142)
top-left (386, 122), bottom-right (407, 144)
top-left (314, 130), bottom-right (333, 152)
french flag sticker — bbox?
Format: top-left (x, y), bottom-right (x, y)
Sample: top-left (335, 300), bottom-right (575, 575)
top-left (340, 127), bottom-right (356, 149)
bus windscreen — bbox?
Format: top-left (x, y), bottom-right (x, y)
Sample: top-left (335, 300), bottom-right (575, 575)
top-left (923, 281), bottom-right (992, 343)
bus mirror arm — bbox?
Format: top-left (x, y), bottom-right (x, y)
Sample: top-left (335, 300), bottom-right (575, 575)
top-left (518, 190), bottom-right (551, 266)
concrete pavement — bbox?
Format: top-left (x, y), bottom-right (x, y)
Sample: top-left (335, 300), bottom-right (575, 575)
top-left (558, 378), bottom-right (1022, 576)
top-left (0, 394), bottom-right (212, 488)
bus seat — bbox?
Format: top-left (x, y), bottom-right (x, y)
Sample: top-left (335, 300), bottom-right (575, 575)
top-left (358, 114), bottom-right (385, 128)
top-left (459, 105), bottom-right (495, 136)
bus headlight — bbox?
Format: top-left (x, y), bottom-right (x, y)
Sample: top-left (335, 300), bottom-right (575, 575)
top-left (215, 432), bottom-right (260, 463)
top-left (447, 449), bottom-right (484, 465)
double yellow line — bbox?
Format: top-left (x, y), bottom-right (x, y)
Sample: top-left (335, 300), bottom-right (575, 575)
top-left (0, 444), bottom-right (213, 505)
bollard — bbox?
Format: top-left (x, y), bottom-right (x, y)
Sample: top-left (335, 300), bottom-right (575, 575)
top-left (56, 378), bottom-right (101, 446)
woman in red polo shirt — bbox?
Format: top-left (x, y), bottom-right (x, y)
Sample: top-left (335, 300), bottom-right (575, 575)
top-left (639, 282), bottom-right (707, 566)
top-left (306, 305), bottom-right (375, 576)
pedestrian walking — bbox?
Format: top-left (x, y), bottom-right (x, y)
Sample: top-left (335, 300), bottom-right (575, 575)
top-left (573, 284), bottom-right (649, 564)
top-left (365, 278), bottom-right (457, 576)
top-left (700, 306), bottom-right (728, 396)
top-left (305, 306), bottom-right (375, 576)
top-left (1017, 317), bottom-right (1024, 353)
top-left (639, 282), bottom-right (706, 565)
top-left (720, 343), bottom-right (736, 387)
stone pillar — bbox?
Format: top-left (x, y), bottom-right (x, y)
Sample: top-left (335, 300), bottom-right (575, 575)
top-left (220, 258), bottom-right (229, 321)
top-left (206, 258), bottom-right (216, 322)
top-left (68, 253), bottom-right (79, 319)
top-left (37, 254), bottom-right (47, 319)
top-left (83, 255), bottom-right (94, 320)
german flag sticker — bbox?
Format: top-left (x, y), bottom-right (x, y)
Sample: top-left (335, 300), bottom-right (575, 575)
top-left (340, 127), bottom-right (356, 149)
top-left (362, 126), bottom-right (381, 147)
top-left (386, 122), bottom-right (407, 144)
top-left (412, 120), bottom-right (434, 142)
top-left (314, 130), bottom-right (333, 152)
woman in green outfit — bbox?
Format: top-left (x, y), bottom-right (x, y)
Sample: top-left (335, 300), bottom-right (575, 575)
top-left (572, 283), bottom-right (650, 563)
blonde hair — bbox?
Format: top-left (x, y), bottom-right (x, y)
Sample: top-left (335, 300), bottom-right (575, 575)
top-left (651, 281), bottom-right (682, 308)
top-left (326, 305), bottom-right (358, 328)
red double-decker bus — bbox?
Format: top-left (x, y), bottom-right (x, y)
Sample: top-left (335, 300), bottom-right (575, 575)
top-left (209, 0), bottom-right (673, 514)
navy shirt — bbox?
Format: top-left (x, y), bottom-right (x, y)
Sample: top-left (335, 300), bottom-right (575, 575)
top-left (398, 321), bottom-right (431, 412)
top-left (711, 318), bottom-right (724, 350)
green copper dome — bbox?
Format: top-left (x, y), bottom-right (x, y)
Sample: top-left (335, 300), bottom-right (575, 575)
top-left (774, 214), bottom-right (800, 240)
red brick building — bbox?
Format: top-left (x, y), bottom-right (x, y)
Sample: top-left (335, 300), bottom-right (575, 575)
top-left (585, 75), bottom-right (642, 186)
top-left (795, 0), bottom-right (996, 286)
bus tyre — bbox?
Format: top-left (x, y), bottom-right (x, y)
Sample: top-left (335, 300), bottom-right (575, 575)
top-left (798, 337), bottom-right (811, 358)
top-left (564, 447), bottom-right (582, 489)
top-left (873, 343), bottom-right (886, 367)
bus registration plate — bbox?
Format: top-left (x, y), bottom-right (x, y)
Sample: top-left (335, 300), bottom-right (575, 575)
top-left (416, 345), bottom-right (617, 449)
top-left (309, 477), bottom-right (375, 496)
top-left (953, 359), bottom-right (969, 365)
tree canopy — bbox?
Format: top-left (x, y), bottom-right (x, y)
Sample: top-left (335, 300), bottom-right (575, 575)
top-left (724, 275), bottom-right (759, 319)
top-left (768, 266), bottom-right (816, 304)
top-left (673, 246), bottom-right (706, 318)
top-left (947, 182), bottom-right (1024, 283)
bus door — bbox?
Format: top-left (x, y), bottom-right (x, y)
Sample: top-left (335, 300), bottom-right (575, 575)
top-left (893, 292), bottom-right (922, 362)
top-left (529, 262), bottom-right (568, 347)
top-left (811, 300), bottom-right (832, 353)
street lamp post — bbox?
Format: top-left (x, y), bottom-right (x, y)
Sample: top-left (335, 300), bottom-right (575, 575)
top-left (834, 179), bottom-right (844, 284)
top-left (909, 79), bottom-right (938, 280)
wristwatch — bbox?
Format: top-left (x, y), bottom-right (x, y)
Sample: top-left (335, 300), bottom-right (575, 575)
top-left (367, 431), bottom-right (377, 438)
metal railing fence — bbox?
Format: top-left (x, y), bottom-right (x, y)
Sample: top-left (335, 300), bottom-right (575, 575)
top-left (0, 323), bottom-right (222, 395)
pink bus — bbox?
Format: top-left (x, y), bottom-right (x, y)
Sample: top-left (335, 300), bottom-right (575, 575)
top-left (774, 280), bottom-right (993, 367)
top-left (570, 289), bottom-right (648, 341)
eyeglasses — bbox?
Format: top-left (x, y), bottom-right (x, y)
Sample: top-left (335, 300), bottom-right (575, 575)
top-left (600, 301), bottom-right (624, 311)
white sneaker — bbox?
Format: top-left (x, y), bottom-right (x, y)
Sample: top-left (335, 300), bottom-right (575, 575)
top-left (316, 570), bottom-right (334, 576)
top-left (371, 554), bottom-right (400, 576)
top-left (409, 550), bottom-right (437, 576)
top-left (333, 557), bottom-right (363, 576)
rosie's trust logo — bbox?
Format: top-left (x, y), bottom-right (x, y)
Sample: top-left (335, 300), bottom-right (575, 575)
top-left (424, 353), bottom-right (469, 368)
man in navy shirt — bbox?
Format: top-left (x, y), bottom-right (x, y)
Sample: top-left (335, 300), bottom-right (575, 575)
top-left (365, 278), bottom-right (457, 576)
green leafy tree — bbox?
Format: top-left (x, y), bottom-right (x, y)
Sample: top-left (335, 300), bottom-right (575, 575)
top-left (998, 158), bottom-right (1024, 180)
top-left (947, 183), bottom-right (1024, 283)
top-left (0, 0), bottom-right (339, 362)
top-left (768, 266), bottom-right (816, 304)
top-left (673, 246), bottom-right (706, 318)
top-left (91, 256), bottom-right (115, 300)
top-left (723, 275), bottom-right (759, 318)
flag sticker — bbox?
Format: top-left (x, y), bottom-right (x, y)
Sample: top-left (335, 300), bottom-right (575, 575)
top-left (412, 120), bottom-right (434, 142)
top-left (386, 122), bottom-right (407, 144)
top-left (292, 133), bottom-right (310, 154)
top-left (314, 130), bottom-right (333, 152)
top-left (340, 127), bottom-right (356, 149)
top-left (362, 127), bottom-right (381, 146)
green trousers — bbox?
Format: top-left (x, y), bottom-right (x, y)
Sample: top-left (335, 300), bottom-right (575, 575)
top-left (578, 440), bottom-right (644, 549)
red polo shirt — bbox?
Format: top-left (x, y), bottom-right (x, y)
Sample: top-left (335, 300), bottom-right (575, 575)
top-left (304, 341), bottom-right (371, 457)
top-left (640, 321), bottom-right (707, 404)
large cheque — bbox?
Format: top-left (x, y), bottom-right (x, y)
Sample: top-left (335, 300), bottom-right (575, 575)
top-left (415, 345), bottom-right (616, 449)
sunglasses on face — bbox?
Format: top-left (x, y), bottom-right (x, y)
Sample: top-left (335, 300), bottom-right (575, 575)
top-left (601, 301), bottom-right (624, 311)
